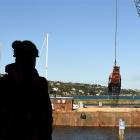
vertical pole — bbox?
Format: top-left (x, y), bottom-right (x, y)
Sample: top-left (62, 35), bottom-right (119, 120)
top-left (46, 33), bottom-right (48, 79)
top-left (119, 129), bottom-right (125, 140)
top-left (119, 119), bottom-right (125, 140)
top-left (0, 43), bottom-right (1, 76)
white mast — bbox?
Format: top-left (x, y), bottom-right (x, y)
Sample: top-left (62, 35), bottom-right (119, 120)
top-left (0, 42), bottom-right (2, 75)
top-left (36, 34), bottom-right (49, 79)
top-left (0, 42), bottom-right (2, 61)
top-left (45, 33), bottom-right (49, 79)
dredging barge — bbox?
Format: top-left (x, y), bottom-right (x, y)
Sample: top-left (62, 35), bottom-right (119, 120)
top-left (51, 97), bottom-right (140, 127)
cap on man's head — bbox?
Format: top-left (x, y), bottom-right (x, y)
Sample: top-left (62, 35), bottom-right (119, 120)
top-left (12, 40), bottom-right (39, 57)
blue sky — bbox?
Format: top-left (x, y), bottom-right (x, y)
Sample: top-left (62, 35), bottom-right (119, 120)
top-left (0, 0), bottom-right (140, 90)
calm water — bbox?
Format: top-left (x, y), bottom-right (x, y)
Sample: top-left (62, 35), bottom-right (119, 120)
top-left (52, 126), bottom-right (140, 140)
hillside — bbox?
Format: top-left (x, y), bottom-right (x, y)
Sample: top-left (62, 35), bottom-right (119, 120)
top-left (48, 81), bottom-right (140, 97)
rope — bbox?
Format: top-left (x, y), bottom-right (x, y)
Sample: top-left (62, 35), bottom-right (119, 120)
top-left (111, 0), bottom-right (118, 138)
top-left (114, 0), bottom-right (118, 66)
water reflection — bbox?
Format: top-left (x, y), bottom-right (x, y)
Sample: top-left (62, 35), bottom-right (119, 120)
top-left (52, 126), bottom-right (140, 140)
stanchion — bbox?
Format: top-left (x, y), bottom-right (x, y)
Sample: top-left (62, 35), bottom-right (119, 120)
top-left (119, 118), bottom-right (125, 140)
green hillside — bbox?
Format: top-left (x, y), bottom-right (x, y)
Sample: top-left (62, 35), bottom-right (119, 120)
top-left (48, 81), bottom-right (140, 97)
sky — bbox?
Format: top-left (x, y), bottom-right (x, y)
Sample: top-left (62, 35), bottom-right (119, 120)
top-left (0, 0), bottom-right (140, 90)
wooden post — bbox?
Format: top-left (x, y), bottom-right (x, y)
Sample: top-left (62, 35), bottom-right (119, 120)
top-left (119, 118), bottom-right (125, 140)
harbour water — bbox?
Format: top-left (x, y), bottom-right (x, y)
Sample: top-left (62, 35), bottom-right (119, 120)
top-left (52, 126), bottom-right (140, 140)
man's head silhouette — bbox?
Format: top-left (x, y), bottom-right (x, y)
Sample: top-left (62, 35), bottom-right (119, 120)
top-left (12, 40), bottom-right (39, 69)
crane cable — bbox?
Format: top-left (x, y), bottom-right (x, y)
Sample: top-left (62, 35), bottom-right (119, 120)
top-left (114, 0), bottom-right (118, 66)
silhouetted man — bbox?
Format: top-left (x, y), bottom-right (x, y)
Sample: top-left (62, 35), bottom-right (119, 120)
top-left (0, 40), bottom-right (53, 140)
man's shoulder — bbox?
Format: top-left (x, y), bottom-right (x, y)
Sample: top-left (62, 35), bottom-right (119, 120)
top-left (0, 74), bottom-right (9, 90)
top-left (39, 76), bottom-right (48, 82)
top-left (0, 74), bottom-right (8, 81)
top-left (35, 76), bottom-right (47, 82)
top-left (33, 76), bottom-right (48, 86)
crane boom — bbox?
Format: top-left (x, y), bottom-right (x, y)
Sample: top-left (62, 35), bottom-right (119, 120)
top-left (134, 0), bottom-right (140, 16)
